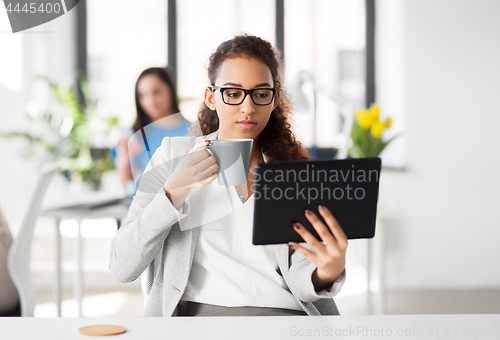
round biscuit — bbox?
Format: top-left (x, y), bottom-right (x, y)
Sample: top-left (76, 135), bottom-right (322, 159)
top-left (78, 324), bottom-right (126, 336)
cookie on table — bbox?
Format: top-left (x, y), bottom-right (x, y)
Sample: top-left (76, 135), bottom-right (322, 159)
top-left (78, 324), bottom-right (126, 336)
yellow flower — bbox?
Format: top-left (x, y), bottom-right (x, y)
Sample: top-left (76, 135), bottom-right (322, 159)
top-left (369, 103), bottom-right (379, 119)
top-left (370, 117), bottom-right (392, 138)
top-left (354, 110), bottom-right (371, 130)
top-left (355, 109), bottom-right (370, 130)
top-left (355, 104), bottom-right (380, 130)
top-left (371, 119), bottom-right (384, 138)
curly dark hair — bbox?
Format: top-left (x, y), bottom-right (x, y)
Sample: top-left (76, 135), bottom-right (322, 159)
top-left (197, 34), bottom-right (310, 162)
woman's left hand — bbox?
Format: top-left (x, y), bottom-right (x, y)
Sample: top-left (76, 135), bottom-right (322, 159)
top-left (288, 205), bottom-right (348, 291)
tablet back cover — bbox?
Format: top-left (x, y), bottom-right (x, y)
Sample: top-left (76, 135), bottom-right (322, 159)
top-left (252, 158), bottom-right (381, 245)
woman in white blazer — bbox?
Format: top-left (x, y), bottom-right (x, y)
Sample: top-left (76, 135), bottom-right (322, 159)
top-left (109, 34), bottom-right (348, 317)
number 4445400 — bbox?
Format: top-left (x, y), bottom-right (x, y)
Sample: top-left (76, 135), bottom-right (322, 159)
top-left (6, 2), bottom-right (63, 14)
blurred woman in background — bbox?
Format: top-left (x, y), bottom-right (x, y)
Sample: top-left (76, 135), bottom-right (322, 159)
top-left (115, 67), bottom-right (191, 195)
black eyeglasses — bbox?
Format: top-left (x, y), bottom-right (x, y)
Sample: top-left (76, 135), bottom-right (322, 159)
top-left (209, 85), bottom-right (276, 106)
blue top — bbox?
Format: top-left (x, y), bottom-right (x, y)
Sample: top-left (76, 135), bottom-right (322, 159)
top-left (112, 119), bottom-right (191, 195)
top-left (130, 121), bottom-right (191, 179)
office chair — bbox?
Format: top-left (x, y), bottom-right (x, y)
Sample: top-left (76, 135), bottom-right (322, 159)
top-left (7, 163), bottom-right (59, 316)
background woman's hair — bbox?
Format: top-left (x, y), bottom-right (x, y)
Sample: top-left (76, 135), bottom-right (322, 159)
top-left (197, 34), bottom-right (310, 161)
top-left (133, 67), bottom-right (180, 132)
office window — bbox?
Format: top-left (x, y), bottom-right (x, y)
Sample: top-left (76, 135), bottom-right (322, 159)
top-left (284, 0), bottom-right (366, 149)
top-left (87, 0), bottom-right (168, 126)
top-left (86, 0), bottom-right (367, 148)
top-left (176, 0), bottom-right (275, 122)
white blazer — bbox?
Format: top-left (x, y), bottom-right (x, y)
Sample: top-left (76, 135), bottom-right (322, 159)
top-left (109, 130), bottom-right (345, 316)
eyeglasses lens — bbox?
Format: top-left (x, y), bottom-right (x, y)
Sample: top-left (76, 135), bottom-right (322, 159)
top-left (222, 89), bottom-right (274, 105)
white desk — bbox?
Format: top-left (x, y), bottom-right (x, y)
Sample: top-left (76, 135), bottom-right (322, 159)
top-left (1, 315), bottom-right (499, 340)
top-left (40, 202), bottom-right (129, 317)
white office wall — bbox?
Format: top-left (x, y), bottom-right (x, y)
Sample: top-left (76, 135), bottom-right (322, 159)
top-left (377, 0), bottom-right (500, 289)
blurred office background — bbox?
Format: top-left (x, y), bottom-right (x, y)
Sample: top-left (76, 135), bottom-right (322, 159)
top-left (1, 0), bottom-right (500, 317)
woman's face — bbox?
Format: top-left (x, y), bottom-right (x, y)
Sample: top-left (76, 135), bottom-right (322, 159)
top-left (137, 74), bottom-right (173, 121)
top-left (205, 56), bottom-right (279, 140)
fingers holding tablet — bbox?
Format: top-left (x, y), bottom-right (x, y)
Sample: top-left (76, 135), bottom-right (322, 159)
top-left (288, 205), bottom-right (347, 284)
top-left (317, 205), bottom-right (348, 250)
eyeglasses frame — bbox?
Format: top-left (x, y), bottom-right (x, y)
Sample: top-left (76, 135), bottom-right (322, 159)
top-left (208, 85), bottom-right (277, 106)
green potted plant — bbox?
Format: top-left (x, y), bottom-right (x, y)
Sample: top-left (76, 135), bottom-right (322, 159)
top-left (0, 72), bottom-right (118, 189)
top-left (348, 103), bottom-right (398, 158)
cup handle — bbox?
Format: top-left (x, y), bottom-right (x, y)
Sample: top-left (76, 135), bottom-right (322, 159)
top-left (197, 144), bottom-right (215, 158)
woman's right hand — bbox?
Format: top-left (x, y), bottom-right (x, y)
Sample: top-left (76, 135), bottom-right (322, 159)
top-left (163, 140), bottom-right (218, 209)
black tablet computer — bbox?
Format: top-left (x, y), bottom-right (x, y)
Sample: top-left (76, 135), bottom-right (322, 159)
top-left (252, 157), bottom-right (381, 245)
